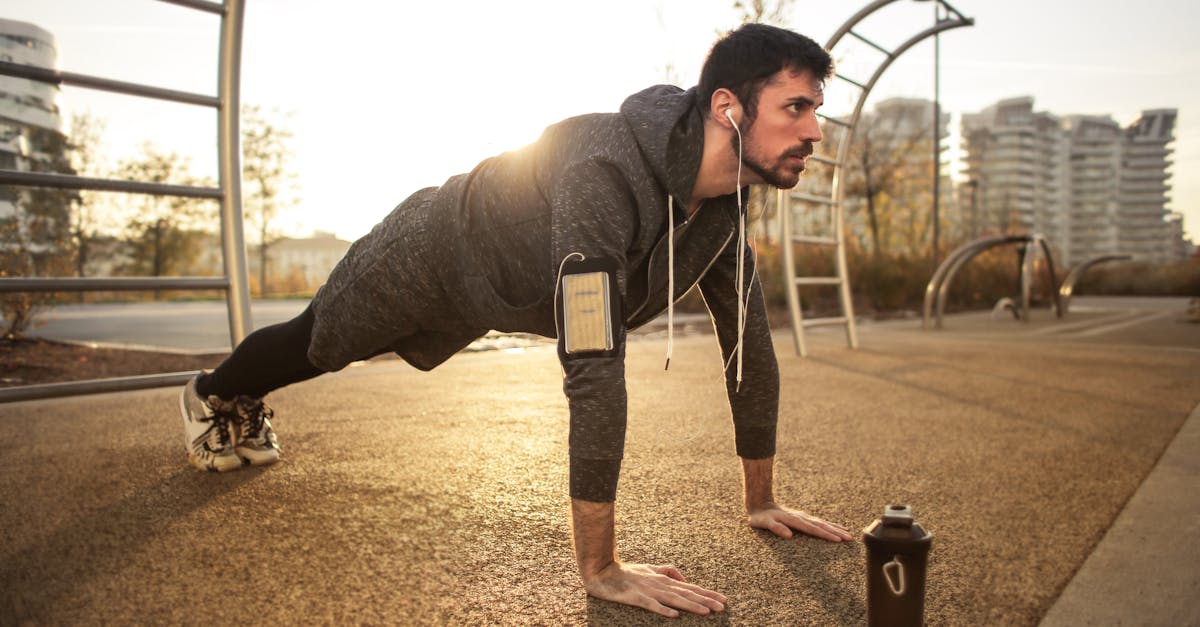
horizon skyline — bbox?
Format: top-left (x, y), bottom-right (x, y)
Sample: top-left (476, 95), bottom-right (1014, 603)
top-left (2, 0), bottom-right (1196, 247)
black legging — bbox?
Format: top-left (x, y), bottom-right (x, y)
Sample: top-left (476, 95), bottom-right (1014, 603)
top-left (196, 305), bottom-right (326, 399)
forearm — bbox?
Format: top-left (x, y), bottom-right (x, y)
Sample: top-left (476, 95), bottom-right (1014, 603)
top-left (571, 498), bottom-right (618, 582)
top-left (741, 455), bottom-right (776, 512)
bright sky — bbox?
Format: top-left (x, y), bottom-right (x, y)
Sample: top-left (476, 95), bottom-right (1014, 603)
top-left (4, 0), bottom-right (1198, 243)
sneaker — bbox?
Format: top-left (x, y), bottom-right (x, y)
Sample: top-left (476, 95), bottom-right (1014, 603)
top-left (179, 377), bottom-right (242, 473)
top-left (233, 395), bottom-right (281, 466)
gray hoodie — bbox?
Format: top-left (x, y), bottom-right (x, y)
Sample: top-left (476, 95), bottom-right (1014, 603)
top-left (308, 85), bottom-right (779, 502)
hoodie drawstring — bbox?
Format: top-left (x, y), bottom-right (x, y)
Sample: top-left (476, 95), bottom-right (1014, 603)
top-left (665, 196), bottom-right (675, 371)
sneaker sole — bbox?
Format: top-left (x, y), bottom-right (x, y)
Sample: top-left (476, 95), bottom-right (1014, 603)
top-left (188, 452), bottom-right (243, 473)
top-left (236, 448), bottom-right (280, 466)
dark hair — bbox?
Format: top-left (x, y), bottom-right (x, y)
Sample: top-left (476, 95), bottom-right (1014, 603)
top-left (697, 24), bottom-right (833, 122)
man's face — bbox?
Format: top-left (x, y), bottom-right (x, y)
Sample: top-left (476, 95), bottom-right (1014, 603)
top-left (735, 68), bottom-right (825, 189)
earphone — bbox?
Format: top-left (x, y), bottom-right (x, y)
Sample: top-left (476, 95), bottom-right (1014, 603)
top-left (720, 105), bottom-right (752, 391)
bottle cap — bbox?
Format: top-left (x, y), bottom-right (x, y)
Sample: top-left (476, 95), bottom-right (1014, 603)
top-left (881, 504), bottom-right (914, 528)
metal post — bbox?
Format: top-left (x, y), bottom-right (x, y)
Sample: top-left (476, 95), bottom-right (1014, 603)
top-left (931, 1), bottom-right (941, 274)
top-left (218, 0), bottom-right (252, 346)
top-left (1019, 236), bottom-right (1037, 322)
top-left (778, 189), bottom-right (806, 355)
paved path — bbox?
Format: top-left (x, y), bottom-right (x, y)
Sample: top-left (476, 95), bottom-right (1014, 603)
top-left (33, 299), bottom-right (313, 353)
top-left (2, 299), bottom-right (1198, 624)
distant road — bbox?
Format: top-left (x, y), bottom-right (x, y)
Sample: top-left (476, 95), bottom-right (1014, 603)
top-left (27, 295), bottom-right (1196, 353)
top-left (32, 299), bottom-right (312, 353)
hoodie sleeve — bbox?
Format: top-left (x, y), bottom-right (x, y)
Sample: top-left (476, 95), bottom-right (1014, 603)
top-left (550, 160), bottom-right (639, 503)
top-left (698, 237), bottom-right (780, 460)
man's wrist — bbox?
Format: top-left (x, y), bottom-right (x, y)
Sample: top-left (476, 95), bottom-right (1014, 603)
top-left (571, 498), bottom-right (619, 583)
top-left (740, 456), bottom-right (776, 513)
top-left (578, 557), bottom-right (619, 584)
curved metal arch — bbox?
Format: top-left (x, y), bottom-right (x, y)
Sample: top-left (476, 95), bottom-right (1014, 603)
top-left (923, 235), bottom-right (1026, 328)
top-left (827, 12), bottom-right (975, 235)
top-left (1059, 254), bottom-right (1133, 314)
top-left (1020, 235), bottom-right (1063, 321)
top-left (925, 234), bottom-right (1063, 328)
top-left (933, 235), bottom-right (1030, 328)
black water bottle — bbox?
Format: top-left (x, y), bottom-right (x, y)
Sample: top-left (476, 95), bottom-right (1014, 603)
top-left (863, 504), bottom-right (934, 627)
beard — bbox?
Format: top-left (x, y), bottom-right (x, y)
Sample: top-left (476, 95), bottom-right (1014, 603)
top-left (732, 121), bottom-right (814, 190)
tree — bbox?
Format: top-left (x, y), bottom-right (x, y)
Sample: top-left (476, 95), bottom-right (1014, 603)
top-left (841, 103), bottom-right (935, 258)
top-left (1, 126), bottom-right (78, 338)
top-left (241, 104), bottom-right (298, 296)
top-left (114, 145), bottom-right (215, 297)
top-left (734, 0), bottom-right (793, 24)
top-left (65, 113), bottom-right (107, 283)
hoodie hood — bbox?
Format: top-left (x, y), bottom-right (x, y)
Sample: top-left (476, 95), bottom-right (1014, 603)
top-left (619, 85), bottom-right (706, 208)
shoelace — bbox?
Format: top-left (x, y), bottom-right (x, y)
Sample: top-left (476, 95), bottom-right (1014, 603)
top-left (201, 396), bottom-right (237, 450)
top-left (235, 396), bottom-right (274, 440)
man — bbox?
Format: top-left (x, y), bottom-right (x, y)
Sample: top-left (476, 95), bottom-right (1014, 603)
top-left (178, 23), bottom-right (854, 617)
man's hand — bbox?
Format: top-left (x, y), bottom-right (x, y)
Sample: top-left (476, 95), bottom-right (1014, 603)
top-left (741, 456), bottom-right (854, 542)
top-left (747, 502), bottom-right (854, 542)
top-left (572, 498), bottom-right (726, 618)
top-left (582, 561), bottom-right (727, 619)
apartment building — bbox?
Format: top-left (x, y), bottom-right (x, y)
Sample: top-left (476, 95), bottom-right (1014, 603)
top-left (961, 97), bottom-right (1068, 253)
top-left (1062, 114), bottom-right (1123, 264)
top-left (1119, 109), bottom-right (1177, 263)
top-left (0, 18), bottom-right (65, 256)
top-left (962, 96), bottom-right (1183, 266)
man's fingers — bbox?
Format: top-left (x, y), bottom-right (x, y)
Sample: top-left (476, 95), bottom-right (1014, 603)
top-left (588, 562), bottom-right (727, 618)
top-left (780, 512), bottom-right (854, 542)
top-left (768, 519), bottom-right (794, 538)
top-left (647, 588), bottom-right (718, 617)
top-left (646, 570), bottom-right (727, 614)
top-left (653, 564), bottom-right (686, 582)
top-left (753, 508), bottom-right (855, 542)
top-left (642, 598), bottom-right (681, 619)
top-left (670, 586), bottom-right (727, 612)
top-left (688, 583), bottom-right (729, 606)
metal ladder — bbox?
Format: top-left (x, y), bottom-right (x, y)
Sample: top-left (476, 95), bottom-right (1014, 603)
top-left (777, 0), bottom-right (973, 356)
top-left (776, 113), bottom-right (859, 358)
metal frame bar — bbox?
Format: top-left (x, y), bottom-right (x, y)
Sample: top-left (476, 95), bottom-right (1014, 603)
top-left (825, 6), bottom-right (974, 344)
top-left (1019, 235), bottom-right (1062, 321)
top-left (0, 372), bottom-right (201, 404)
top-left (778, 188), bottom-right (806, 355)
top-left (217, 0), bottom-right (252, 346)
top-left (923, 235), bottom-right (1024, 327)
top-left (922, 234), bottom-right (1064, 329)
top-left (834, 73), bottom-right (868, 91)
top-left (0, 60), bottom-right (219, 108)
top-left (0, 0), bottom-right (251, 403)
top-left (934, 236), bottom-right (1028, 327)
top-left (846, 29), bottom-right (895, 58)
top-left (156, 0), bottom-right (226, 14)
top-left (779, 0), bottom-right (974, 356)
top-left (1059, 255), bottom-right (1132, 314)
top-left (0, 277), bottom-right (228, 292)
top-left (0, 170), bottom-right (221, 199)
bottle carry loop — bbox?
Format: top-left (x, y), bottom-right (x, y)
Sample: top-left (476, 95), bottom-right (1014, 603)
top-left (883, 556), bottom-right (907, 596)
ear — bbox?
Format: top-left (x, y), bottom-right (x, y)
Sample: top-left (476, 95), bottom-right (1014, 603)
top-left (710, 88), bottom-right (742, 130)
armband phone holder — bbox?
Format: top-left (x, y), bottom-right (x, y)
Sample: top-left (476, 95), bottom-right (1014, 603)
top-left (556, 256), bottom-right (621, 360)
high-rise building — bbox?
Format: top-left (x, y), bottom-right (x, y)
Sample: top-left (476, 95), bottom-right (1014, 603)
top-left (960, 97), bottom-right (1068, 252)
top-left (961, 97), bottom-right (1184, 266)
top-left (1119, 109), bottom-right (1177, 263)
top-left (1164, 212), bottom-right (1193, 260)
top-left (0, 18), bottom-right (66, 257)
top-left (1062, 114), bottom-right (1123, 265)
